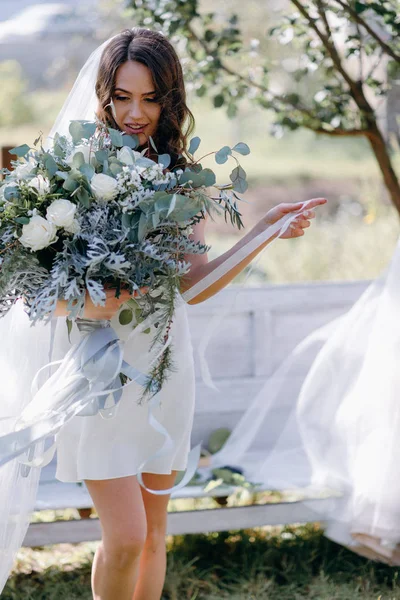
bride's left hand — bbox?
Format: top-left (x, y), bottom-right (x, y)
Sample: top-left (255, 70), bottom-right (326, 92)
top-left (262, 197), bottom-right (327, 239)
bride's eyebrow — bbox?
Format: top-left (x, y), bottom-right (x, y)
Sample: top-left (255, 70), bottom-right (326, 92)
top-left (114, 88), bottom-right (157, 96)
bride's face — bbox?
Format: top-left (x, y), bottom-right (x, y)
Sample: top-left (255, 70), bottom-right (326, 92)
top-left (112, 60), bottom-right (162, 146)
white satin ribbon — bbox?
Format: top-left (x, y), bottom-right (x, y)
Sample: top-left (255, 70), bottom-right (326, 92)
top-left (182, 203), bottom-right (312, 389)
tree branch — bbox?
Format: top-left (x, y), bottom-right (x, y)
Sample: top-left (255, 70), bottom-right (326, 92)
top-left (186, 22), bottom-right (317, 120)
top-left (290, 0), bottom-right (357, 91)
top-left (309, 126), bottom-right (372, 137)
top-left (333, 0), bottom-right (400, 64)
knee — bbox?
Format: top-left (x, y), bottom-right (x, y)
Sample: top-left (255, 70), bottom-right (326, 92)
top-left (145, 525), bottom-right (167, 554)
top-left (103, 528), bottom-right (147, 568)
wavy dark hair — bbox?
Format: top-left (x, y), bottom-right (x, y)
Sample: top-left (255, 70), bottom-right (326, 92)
top-left (95, 28), bottom-right (195, 167)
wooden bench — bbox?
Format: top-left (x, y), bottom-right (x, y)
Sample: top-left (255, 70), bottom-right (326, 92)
top-left (24, 280), bottom-right (369, 546)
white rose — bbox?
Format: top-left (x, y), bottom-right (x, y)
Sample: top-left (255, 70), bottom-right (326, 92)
top-left (64, 219), bottom-right (81, 234)
top-left (66, 144), bottom-right (91, 166)
top-left (46, 199), bottom-right (76, 228)
top-left (19, 215), bottom-right (57, 251)
top-left (28, 174), bottom-right (50, 196)
top-left (91, 173), bottom-right (118, 202)
top-left (117, 146), bottom-right (135, 165)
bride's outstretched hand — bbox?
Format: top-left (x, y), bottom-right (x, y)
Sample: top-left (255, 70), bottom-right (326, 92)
top-left (262, 198), bottom-right (327, 239)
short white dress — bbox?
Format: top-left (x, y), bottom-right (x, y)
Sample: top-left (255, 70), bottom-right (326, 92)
top-left (54, 295), bottom-right (196, 482)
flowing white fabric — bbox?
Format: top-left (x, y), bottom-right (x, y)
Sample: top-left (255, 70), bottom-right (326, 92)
top-left (46, 37), bottom-right (114, 143)
top-left (209, 241), bottom-right (400, 564)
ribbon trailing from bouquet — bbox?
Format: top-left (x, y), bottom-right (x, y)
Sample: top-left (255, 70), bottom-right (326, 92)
top-left (0, 310), bottom-right (200, 495)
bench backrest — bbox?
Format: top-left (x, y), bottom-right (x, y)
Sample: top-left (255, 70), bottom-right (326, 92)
top-left (188, 280), bottom-right (369, 449)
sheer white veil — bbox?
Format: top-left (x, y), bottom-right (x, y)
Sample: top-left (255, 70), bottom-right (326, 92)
top-left (47, 37), bottom-right (113, 143)
top-left (0, 33), bottom-right (115, 593)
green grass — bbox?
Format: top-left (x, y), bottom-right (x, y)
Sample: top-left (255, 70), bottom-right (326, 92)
top-left (5, 525), bottom-right (400, 599)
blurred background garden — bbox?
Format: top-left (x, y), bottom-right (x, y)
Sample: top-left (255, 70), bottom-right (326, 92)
top-left (1, 0), bottom-right (400, 598)
top-left (1, 0), bottom-right (400, 286)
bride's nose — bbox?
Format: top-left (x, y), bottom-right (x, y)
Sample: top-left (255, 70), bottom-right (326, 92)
top-left (128, 100), bottom-right (145, 120)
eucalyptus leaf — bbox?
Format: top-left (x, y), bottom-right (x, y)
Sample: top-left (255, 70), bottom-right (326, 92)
top-left (152, 211), bottom-right (161, 228)
top-left (136, 156), bottom-right (157, 169)
top-left (201, 168), bottom-right (217, 187)
top-left (76, 187), bottom-right (91, 208)
top-left (44, 154), bottom-right (58, 178)
top-left (158, 154), bottom-right (171, 169)
top-left (232, 142), bottom-right (250, 155)
top-left (138, 211), bottom-right (149, 241)
top-left (95, 150), bottom-right (108, 163)
top-left (72, 152), bottom-right (85, 169)
top-left (167, 193), bottom-right (176, 217)
top-left (167, 194), bottom-right (203, 221)
top-left (81, 121), bottom-right (97, 139)
top-left (108, 128), bottom-right (124, 147)
top-left (122, 133), bottom-right (139, 149)
top-left (179, 168), bottom-right (216, 188)
top-left (188, 136), bottom-right (201, 155)
top-left (110, 162), bottom-right (123, 176)
top-left (149, 136), bottom-right (158, 153)
top-left (69, 121), bottom-right (85, 144)
top-left (4, 186), bottom-right (20, 200)
top-left (215, 146), bottom-right (231, 164)
top-left (79, 163), bottom-right (95, 180)
top-left (9, 145), bottom-right (30, 158)
top-left (230, 165), bottom-right (248, 193)
top-left (63, 175), bottom-right (80, 193)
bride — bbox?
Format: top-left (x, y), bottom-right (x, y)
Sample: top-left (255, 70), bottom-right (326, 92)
top-left (0, 27), bottom-right (325, 599)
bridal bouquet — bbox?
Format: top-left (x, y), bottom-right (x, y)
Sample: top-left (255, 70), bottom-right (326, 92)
top-left (0, 120), bottom-right (249, 398)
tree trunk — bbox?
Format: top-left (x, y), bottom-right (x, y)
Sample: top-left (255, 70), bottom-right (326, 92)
top-left (367, 122), bottom-right (400, 216)
top-left (350, 82), bottom-right (400, 216)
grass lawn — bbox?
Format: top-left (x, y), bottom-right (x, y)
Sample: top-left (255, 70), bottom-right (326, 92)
top-left (4, 524), bottom-right (400, 599)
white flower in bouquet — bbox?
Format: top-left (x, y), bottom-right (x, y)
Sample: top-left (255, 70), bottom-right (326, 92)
top-left (19, 215), bottom-right (57, 251)
top-left (91, 173), bottom-right (119, 202)
top-left (66, 144), bottom-right (91, 166)
top-left (46, 199), bottom-right (77, 228)
top-left (28, 174), bottom-right (50, 197)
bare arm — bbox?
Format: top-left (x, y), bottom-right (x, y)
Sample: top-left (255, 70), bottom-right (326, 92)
top-left (181, 198), bottom-right (327, 305)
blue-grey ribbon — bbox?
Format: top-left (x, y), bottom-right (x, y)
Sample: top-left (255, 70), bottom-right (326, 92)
top-left (0, 312), bottom-right (201, 495)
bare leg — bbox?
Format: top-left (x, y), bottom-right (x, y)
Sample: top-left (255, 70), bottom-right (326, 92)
top-left (132, 471), bottom-right (177, 600)
top-left (85, 476), bottom-right (147, 600)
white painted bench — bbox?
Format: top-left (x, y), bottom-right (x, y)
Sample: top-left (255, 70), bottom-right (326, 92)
top-left (24, 280), bottom-right (369, 546)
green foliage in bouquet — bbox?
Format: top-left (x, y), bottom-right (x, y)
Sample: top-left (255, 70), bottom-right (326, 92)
top-left (0, 120), bottom-right (250, 399)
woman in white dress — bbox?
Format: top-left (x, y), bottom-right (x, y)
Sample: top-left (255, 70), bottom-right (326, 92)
top-left (42, 28), bottom-right (325, 600)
